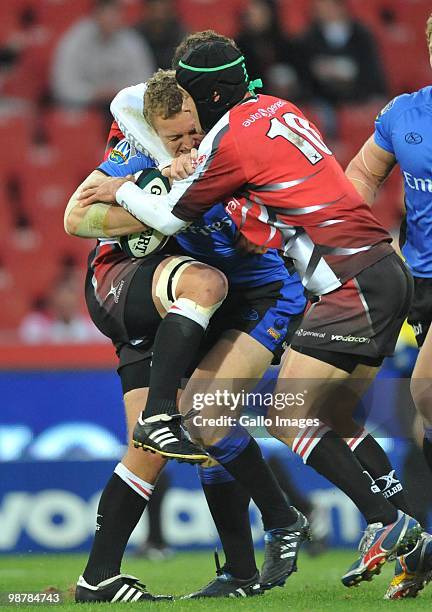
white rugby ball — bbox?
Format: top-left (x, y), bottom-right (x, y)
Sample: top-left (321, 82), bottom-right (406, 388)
top-left (120, 168), bottom-right (170, 258)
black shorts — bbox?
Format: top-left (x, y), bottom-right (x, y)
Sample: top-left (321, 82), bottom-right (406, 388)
top-left (85, 246), bottom-right (166, 394)
top-left (112, 279), bottom-right (304, 395)
top-left (407, 276), bottom-right (432, 347)
top-left (290, 253), bottom-right (414, 373)
top-left (85, 247), bottom-right (164, 348)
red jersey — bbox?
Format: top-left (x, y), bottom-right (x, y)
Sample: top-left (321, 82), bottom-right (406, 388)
top-left (168, 94), bottom-right (392, 295)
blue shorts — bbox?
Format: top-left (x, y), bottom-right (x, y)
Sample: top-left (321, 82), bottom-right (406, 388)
top-left (203, 279), bottom-right (306, 363)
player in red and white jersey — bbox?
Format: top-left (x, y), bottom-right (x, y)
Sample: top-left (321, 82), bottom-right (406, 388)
top-left (78, 36), bottom-right (421, 589)
top-left (164, 97), bottom-right (392, 296)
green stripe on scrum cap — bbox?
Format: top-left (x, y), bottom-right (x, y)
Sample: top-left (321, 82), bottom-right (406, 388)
top-left (178, 56), bottom-right (245, 73)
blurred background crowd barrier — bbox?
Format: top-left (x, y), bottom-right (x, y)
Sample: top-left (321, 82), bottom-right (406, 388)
top-left (1, 0), bottom-right (431, 555)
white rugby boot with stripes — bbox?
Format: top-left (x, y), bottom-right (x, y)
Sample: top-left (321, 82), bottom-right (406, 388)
top-left (133, 413), bottom-right (209, 463)
top-left (75, 574), bottom-right (173, 603)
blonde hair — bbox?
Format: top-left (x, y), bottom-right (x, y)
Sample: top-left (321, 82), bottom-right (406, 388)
top-left (426, 13), bottom-right (432, 47)
top-left (144, 69), bottom-right (183, 129)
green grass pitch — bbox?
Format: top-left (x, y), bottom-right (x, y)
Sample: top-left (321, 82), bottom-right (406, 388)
top-left (0, 550), bottom-right (431, 611)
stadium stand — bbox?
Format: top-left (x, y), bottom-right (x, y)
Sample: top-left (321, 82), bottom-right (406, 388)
top-left (1, 0), bottom-right (429, 338)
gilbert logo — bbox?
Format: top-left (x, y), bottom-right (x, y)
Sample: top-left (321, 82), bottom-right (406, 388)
top-left (365, 470), bottom-right (402, 499)
top-left (106, 280), bottom-right (124, 303)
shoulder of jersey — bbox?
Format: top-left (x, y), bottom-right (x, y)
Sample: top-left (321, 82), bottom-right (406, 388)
top-left (376, 87), bottom-right (432, 120)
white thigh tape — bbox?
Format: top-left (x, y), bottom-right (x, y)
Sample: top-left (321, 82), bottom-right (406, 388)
top-left (155, 256), bottom-right (197, 312)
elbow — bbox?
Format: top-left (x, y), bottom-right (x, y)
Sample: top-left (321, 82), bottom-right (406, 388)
top-left (157, 216), bottom-right (187, 236)
top-left (64, 207), bottom-right (79, 236)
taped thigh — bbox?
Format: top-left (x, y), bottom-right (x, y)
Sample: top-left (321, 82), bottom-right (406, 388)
top-left (155, 255), bottom-right (198, 312)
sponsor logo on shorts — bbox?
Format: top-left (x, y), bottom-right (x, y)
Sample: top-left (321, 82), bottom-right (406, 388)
top-left (267, 327), bottom-right (281, 340)
top-left (106, 279), bottom-right (125, 303)
top-left (242, 308), bottom-right (259, 321)
top-left (412, 322), bottom-right (423, 337)
top-left (331, 334), bottom-right (370, 343)
top-left (295, 328), bottom-right (326, 339)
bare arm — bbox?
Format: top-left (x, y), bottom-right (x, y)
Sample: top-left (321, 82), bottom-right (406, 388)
top-left (345, 135), bottom-right (397, 206)
top-left (64, 170), bottom-right (148, 238)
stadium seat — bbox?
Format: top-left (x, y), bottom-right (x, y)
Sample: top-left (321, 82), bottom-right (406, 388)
top-left (279, 0), bottom-right (311, 34)
top-left (0, 0), bottom-right (29, 45)
top-left (337, 102), bottom-right (381, 153)
top-left (0, 178), bottom-right (15, 237)
top-left (2, 241), bottom-right (60, 306)
top-left (41, 109), bottom-right (106, 173)
top-left (36, 0), bottom-right (92, 34)
top-left (177, 0), bottom-right (247, 37)
top-left (373, 169), bottom-right (404, 231)
top-left (0, 284), bottom-right (28, 334)
top-left (0, 110), bottom-right (33, 176)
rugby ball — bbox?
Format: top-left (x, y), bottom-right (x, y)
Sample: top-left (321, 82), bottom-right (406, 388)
top-left (120, 168), bottom-right (170, 258)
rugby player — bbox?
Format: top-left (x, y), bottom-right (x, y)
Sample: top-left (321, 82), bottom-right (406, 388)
top-left (66, 69), bottom-right (309, 600)
top-left (78, 34), bottom-right (423, 590)
top-left (344, 13), bottom-right (432, 599)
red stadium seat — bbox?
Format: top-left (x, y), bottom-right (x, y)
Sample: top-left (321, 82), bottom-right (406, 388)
top-left (36, 0), bottom-right (92, 34)
top-left (0, 110), bottom-right (33, 176)
top-left (379, 32), bottom-right (430, 93)
top-left (42, 109), bottom-right (106, 173)
top-left (0, 284), bottom-right (28, 334)
top-left (279, 0), bottom-right (311, 34)
top-left (19, 146), bottom-right (80, 220)
top-left (0, 178), bottom-right (15, 237)
top-left (177, 0), bottom-right (247, 37)
top-left (0, 0), bottom-right (29, 45)
top-left (337, 102), bottom-right (381, 153)
top-left (373, 168), bottom-right (404, 231)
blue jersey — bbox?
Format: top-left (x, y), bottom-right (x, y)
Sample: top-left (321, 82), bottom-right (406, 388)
top-left (99, 142), bottom-right (304, 294)
top-left (374, 87), bottom-right (432, 277)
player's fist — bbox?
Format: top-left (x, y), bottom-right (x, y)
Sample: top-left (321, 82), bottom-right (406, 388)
top-left (162, 148), bottom-right (198, 180)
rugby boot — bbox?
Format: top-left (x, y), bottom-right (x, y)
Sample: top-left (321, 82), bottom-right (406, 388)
top-left (342, 511), bottom-right (422, 587)
top-left (133, 413), bottom-right (208, 463)
top-left (260, 507), bottom-right (311, 590)
top-left (181, 553), bottom-right (261, 599)
top-left (75, 574), bottom-right (173, 603)
top-left (385, 532), bottom-right (432, 599)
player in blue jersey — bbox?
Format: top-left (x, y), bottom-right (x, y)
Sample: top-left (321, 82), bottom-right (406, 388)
top-left (65, 68), bottom-right (309, 602)
top-left (345, 13), bottom-right (432, 598)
